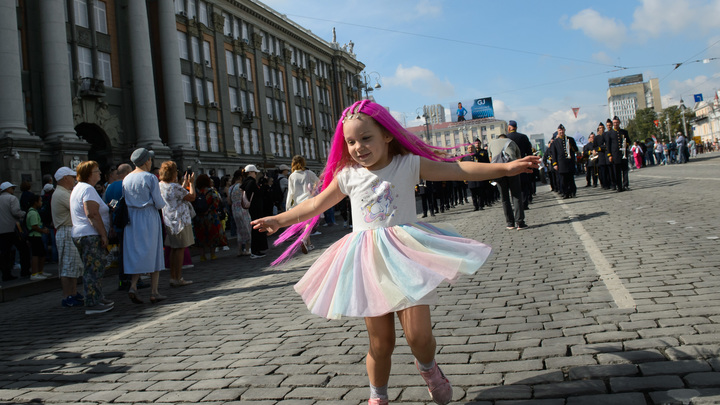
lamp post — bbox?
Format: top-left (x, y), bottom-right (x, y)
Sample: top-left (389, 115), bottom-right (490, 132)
top-left (680, 98), bottom-right (688, 139)
top-left (416, 108), bottom-right (431, 144)
top-left (357, 71), bottom-right (382, 100)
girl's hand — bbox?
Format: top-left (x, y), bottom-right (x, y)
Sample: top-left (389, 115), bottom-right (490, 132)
top-left (507, 155), bottom-right (541, 176)
top-left (251, 217), bottom-right (280, 235)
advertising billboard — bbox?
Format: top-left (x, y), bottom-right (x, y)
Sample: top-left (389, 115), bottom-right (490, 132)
top-left (450, 97), bottom-right (494, 122)
top-left (608, 74), bottom-right (643, 87)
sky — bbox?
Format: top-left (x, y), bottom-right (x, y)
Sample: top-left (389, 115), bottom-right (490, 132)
top-left (260, 0), bottom-right (720, 141)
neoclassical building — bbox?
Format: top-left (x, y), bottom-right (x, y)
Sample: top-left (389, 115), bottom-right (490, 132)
top-left (1, 0), bottom-right (365, 189)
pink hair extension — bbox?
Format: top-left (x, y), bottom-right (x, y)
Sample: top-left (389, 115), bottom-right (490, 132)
top-left (270, 100), bottom-right (464, 266)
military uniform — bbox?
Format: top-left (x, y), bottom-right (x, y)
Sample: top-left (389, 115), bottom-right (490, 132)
top-left (583, 141), bottom-right (598, 187)
top-left (549, 131), bottom-right (579, 198)
top-left (593, 128), bottom-right (613, 189)
top-left (604, 126), bottom-right (631, 192)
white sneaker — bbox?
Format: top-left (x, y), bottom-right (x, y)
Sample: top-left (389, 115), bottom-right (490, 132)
top-left (222, 246), bottom-right (230, 251)
top-left (311, 231), bottom-right (322, 236)
top-left (30, 274), bottom-right (48, 281)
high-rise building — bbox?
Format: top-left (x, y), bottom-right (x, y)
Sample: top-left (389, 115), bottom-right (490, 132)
top-left (423, 104), bottom-right (446, 124)
top-left (607, 74), bottom-right (662, 128)
top-left (1, 0), bottom-right (365, 191)
top-left (406, 118), bottom-right (507, 156)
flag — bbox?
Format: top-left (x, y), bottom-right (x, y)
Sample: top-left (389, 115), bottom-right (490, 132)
top-left (694, 94), bottom-right (703, 102)
top-left (654, 120), bottom-right (659, 127)
top-left (572, 107), bottom-right (580, 118)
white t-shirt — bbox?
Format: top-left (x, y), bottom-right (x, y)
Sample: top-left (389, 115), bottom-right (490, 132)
top-left (337, 154), bottom-right (419, 232)
top-left (286, 169), bottom-right (319, 209)
top-left (70, 182), bottom-right (111, 238)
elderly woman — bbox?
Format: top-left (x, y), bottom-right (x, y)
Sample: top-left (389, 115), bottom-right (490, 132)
top-left (228, 169), bottom-right (251, 256)
top-left (192, 174), bottom-right (227, 261)
top-left (123, 148), bottom-right (167, 304)
top-left (69, 161), bottom-right (113, 314)
top-left (159, 161), bottom-right (195, 287)
top-left (286, 155), bottom-right (319, 253)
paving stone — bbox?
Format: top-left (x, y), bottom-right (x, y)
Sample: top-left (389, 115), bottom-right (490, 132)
top-left (683, 372), bottom-right (720, 388)
top-left (534, 380), bottom-right (606, 398)
top-left (468, 385), bottom-right (532, 400)
top-left (502, 370), bottom-right (564, 385)
top-left (639, 360), bottom-right (711, 376)
top-left (568, 364), bottom-right (639, 380)
top-left (566, 392), bottom-right (647, 405)
top-left (610, 375), bottom-right (685, 393)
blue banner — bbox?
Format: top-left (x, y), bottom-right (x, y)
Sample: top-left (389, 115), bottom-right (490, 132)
top-left (450, 97), bottom-right (495, 122)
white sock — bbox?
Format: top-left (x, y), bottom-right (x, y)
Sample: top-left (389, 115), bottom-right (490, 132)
top-left (369, 383), bottom-right (388, 400)
top-left (418, 359), bottom-right (436, 372)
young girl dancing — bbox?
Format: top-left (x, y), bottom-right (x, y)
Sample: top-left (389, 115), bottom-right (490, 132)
top-left (252, 100), bottom-right (539, 405)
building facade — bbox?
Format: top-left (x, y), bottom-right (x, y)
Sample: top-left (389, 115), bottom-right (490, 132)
top-left (607, 74), bottom-right (662, 128)
top-left (1, 0), bottom-right (365, 191)
top-left (692, 91), bottom-right (720, 143)
top-left (422, 104), bottom-right (446, 125)
top-left (406, 118), bottom-right (508, 156)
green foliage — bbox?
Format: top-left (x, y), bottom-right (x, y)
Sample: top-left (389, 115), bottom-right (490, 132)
top-left (626, 108), bottom-right (658, 142)
top-left (657, 106), bottom-right (695, 142)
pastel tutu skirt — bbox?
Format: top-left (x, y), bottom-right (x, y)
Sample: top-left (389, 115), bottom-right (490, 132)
top-left (294, 222), bottom-right (492, 320)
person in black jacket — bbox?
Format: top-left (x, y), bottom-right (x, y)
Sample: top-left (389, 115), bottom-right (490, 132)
top-left (507, 120), bottom-right (533, 209)
top-left (549, 124), bottom-right (579, 199)
top-left (604, 116), bottom-right (631, 192)
top-left (583, 133), bottom-right (599, 187)
top-left (241, 165), bottom-right (268, 258)
top-left (462, 142), bottom-right (485, 211)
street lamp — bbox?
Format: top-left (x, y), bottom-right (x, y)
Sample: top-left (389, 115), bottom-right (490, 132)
top-left (679, 98), bottom-right (688, 139)
top-left (357, 71), bottom-right (382, 99)
top-left (416, 108), bottom-right (431, 144)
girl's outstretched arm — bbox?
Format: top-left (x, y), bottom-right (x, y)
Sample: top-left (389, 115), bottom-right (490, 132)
top-left (251, 177), bottom-right (345, 235)
top-left (420, 155), bottom-right (540, 182)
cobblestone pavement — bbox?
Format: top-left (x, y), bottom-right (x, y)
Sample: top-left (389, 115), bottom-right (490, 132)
top-left (1, 153), bottom-right (719, 405)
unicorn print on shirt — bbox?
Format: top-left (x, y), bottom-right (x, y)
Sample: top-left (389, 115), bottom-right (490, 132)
top-left (362, 179), bottom-right (397, 223)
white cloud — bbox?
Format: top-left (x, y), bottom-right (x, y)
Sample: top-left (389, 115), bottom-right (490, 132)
top-left (385, 65), bottom-right (456, 99)
top-left (631, 0), bottom-right (720, 38)
top-left (592, 51), bottom-right (615, 65)
top-left (662, 74), bottom-right (720, 108)
top-left (415, 0), bottom-right (442, 17)
top-left (567, 9), bottom-right (628, 48)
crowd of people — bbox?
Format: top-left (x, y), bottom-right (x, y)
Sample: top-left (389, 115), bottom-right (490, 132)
top-left (0, 147), bottom-right (339, 314)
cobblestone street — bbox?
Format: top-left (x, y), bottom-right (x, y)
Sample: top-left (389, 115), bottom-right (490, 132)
top-left (1, 153), bottom-right (719, 405)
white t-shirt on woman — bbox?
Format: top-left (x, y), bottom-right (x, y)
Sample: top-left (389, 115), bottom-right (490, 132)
top-left (70, 182), bottom-right (110, 238)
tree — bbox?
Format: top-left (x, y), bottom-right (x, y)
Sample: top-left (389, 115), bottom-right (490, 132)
top-left (626, 108), bottom-right (658, 142)
top-left (658, 106), bottom-right (695, 142)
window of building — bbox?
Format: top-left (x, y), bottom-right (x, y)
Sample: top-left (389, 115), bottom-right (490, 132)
top-left (233, 126), bottom-right (242, 154)
top-left (191, 37), bottom-right (200, 63)
top-left (187, 0), bottom-right (196, 19)
top-left (229, 87), bottom-right (238, 109)
top-left (95, 1), bottom-right (107, 34)
top-left (75, 0), bottom-right (89, 28)
top-left (186, 119), bottom-right (196, 149)
top-left (222, 12), bottom-right (231, 36)
top-left (77, 46), bottom-right (93, 78)
top-left (242, 128), bottom-right (250, 154)
top-left (98, 52), bottom-right (112, 86)
top-left (246, 59), bottom-right (252, 81)
top-left (225, 50), bottom-right (234, 75)
top-left (197, 121), bottom-right (208, 151)
top-left (194, 77), bottom-right (204, 103)
top-left (208, 122), bottom-right (219, 152)
top-left (206, 81), bottom-right (215, 103)
top-left (175, 0), bottom-right (185, 14)
top-left (251, 129), bottom-right (259, 154)
top-left (203, 40), bottom-right (211, 67)
top-left (177, 31), bottom-right (189, 60)
top-left (198, 1), bottom-right (208, 26)
top-left (284, 134), bottom-right (290, 157)
top-left (232, 18), bottom-right (240, 39)
top-left (182, 75), bottom-right (192, 103)
top-left (269, 132), bottom-right (276, 154)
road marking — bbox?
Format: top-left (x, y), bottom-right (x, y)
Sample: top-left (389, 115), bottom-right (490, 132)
top-left (105, 254), bottom-right (317, 343)
top-left (557, 200), bottom-right (636, 309)
top-left (635, 174), bottom-right (720, 181)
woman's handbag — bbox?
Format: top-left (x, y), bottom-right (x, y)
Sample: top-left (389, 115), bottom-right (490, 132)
top-left (241, 189), bottom-right (253, 209)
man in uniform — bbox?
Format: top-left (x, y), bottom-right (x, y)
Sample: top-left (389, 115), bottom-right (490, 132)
top-left (583, 133), bottom-right (599, 187)
top-left (549, 124), bottom-right (579, 198)
top-left (462, 141), bottom-right (485, 211)
top-left (594, 122), bottom-right (612, 189)
top-left (605, 116), bottom-right (631, 192)
top-left (507, 120), bottom-right (534, 209)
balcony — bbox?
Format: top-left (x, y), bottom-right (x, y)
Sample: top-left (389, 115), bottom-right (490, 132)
top-left (78, 77), bottom-right (106, 97)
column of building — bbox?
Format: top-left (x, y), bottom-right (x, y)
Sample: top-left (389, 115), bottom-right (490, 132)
top-left (158, 0), bottom-right (191, 152)
top-left (127, 0), bottom-right (169, 156)
top-left (0, 2), bottom-right (30, 139)
top-left (40, 0), bottom-right (77, 143)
